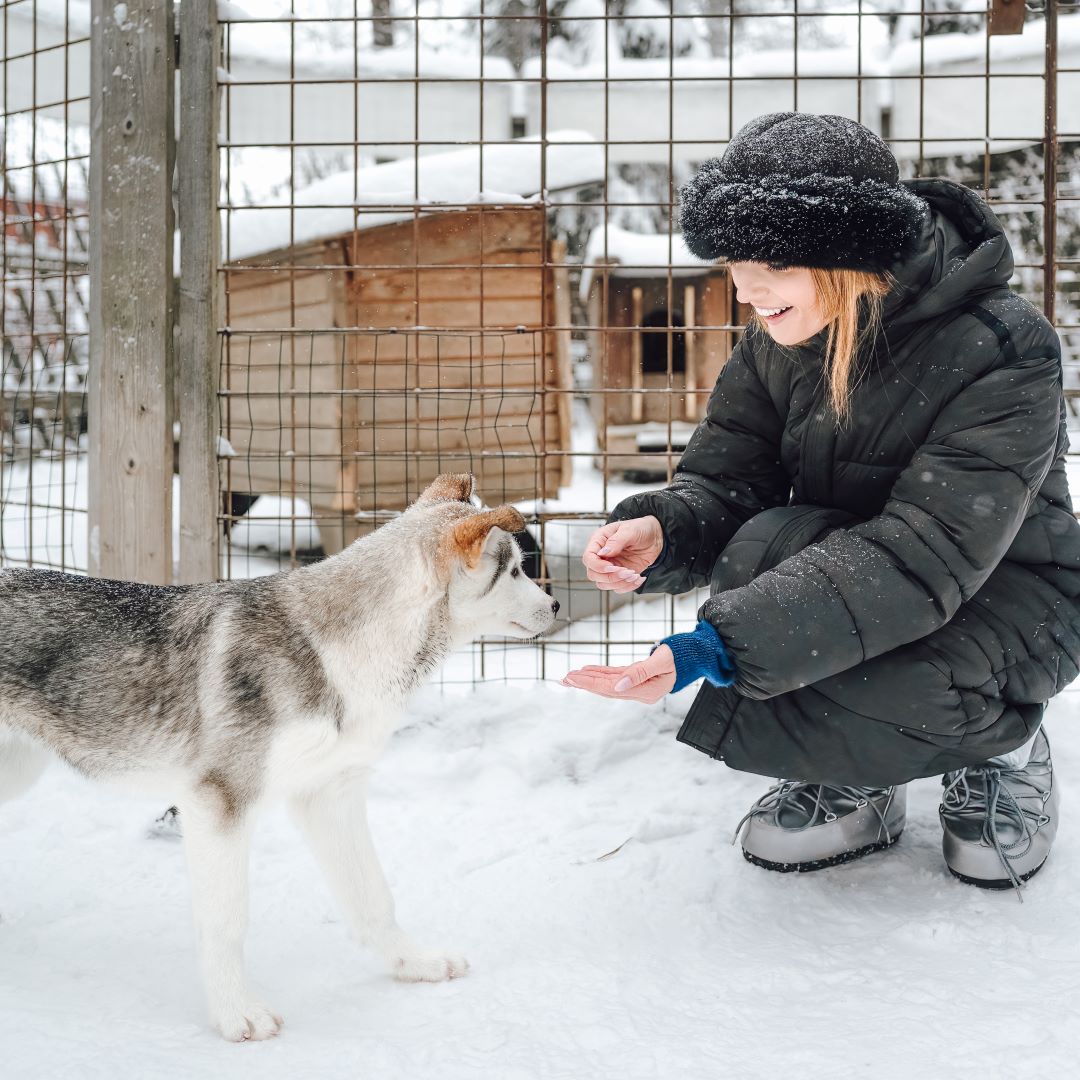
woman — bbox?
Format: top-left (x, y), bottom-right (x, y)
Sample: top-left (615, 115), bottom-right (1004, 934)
top-left (562, 112), bottom-right (1080, 893)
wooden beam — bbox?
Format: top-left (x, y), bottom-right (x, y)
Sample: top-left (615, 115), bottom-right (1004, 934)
top-left (630, 286), bottom-right (644, 423)
top-left (88, 0), bottom-right (175, 583)
top-left (989, 0), bottom-right (1026, 37)
top-left (684, 283), bottom-right (697, 420)
top-left (548, 239), bottom-right (574, 489)
top-left (177, 0), bottom-right (221, 583)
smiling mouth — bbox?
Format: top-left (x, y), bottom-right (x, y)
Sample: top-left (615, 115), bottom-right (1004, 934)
top-left (757, 306), bottom-right (793, 322)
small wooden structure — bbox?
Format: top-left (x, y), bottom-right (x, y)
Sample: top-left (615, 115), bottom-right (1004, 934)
top-left (223, 204), bottom-right (574, 553)
top-left (581, 225), bottom-right (737, 478)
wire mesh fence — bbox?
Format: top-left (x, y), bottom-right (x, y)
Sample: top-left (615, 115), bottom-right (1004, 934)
top-left (1, 1), bottom-right (90, 572)
top-left (3, 1), bottom-right (1079, 681)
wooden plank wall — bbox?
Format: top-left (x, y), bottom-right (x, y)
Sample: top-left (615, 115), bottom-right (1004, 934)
top-left (222, 207), bottom-right (570, 553)
top-left (589, 269), bottom-right (733, 434)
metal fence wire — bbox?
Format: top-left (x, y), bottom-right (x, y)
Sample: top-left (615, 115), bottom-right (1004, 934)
top-left (1, 0), bottom-right (90, 573)
top-left (3, 1), bottom-right (1079, 684)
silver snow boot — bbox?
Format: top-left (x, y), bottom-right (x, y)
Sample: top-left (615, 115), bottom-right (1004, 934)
top-left (939, 728), bottom-right (1057, 897)
top-left (734, 781), bottom-right (906, 872)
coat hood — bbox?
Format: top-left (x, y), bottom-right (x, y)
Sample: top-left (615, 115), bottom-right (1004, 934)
top-left (794, 177), bottom-right (1015, 357)
top-left (882, 177), bottom-right (1015, 330)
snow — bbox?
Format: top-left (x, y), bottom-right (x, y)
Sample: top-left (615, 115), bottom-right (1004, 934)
top-left (1, 113), bottom-right (90, 203)
top-left (0, 455), bottom-right (285, 580)
top-left (5, 408), bottom-right (1080, 1070)
top-left (225, 132), bottom-right (604, 261)
top-left (2, 677), bottom-right (1078, 1074)
top-left (579, 224), bottom-right (714, 304)
top-left (889, 12), bottom-right (1080, 77)
top-left (522, 42), bottom-right (892, 82)
top-left (228, 494), bottom-right (322, 554)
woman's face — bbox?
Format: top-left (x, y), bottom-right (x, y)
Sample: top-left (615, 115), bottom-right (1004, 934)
top-left (728, 261), bottom-right (828, 346)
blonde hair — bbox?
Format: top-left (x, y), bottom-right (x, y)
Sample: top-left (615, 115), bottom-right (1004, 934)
top-left (748, 267), bottom-right (894, 421)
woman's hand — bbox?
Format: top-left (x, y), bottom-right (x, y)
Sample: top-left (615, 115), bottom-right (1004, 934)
top-left (561, 644), bottom-right (676, 704)
top-left (582, 515), bottom-right (664, 593)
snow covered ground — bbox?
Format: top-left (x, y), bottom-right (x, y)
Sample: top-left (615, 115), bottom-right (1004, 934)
top-left (4, 413), bottom-right (1080, 1074)
top-left (2, 681), bottom-right (1079, 1078)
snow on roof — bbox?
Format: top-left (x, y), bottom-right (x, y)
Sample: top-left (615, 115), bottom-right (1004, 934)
top-left (523, 44), bottom-right (891, 82)
top-left (1, 113), bottom-right (89, 203)
top-left (579, 225), bottom-right (714, 304)
top-left (25, 0), bottom-right (515, 81)
top-left (889, 13), bottom-right (1080, 76)
top-left (225, 132), bottom-right (605, 261)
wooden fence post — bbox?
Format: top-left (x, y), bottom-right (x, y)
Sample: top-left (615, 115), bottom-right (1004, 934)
top-left (177, 0), bottom-right (221, 583)
top-left (88, 0), bottom-right (175, 583)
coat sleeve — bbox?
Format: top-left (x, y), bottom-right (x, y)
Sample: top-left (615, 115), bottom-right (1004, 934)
top-left (605, 332), bottom-right (792, 594)
top-left (702, 351), bottom-right (1065, 700)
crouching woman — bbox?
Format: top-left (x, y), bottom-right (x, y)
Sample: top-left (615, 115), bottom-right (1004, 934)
top-left (563, 112), bottom-right (1080, 894)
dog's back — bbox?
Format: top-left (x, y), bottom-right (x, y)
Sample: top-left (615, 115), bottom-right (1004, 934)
top-left (0, 568), bottom-right (334, 786)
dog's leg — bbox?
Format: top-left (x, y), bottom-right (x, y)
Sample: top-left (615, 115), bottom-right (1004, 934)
top-left (290, 770), bottom-right (468, 983)
top-left (179, 796), bottom-right (283, 1041)
top-left (0, 727), bottom-right (51, 806)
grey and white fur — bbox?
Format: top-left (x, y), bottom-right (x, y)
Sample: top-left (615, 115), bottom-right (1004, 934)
top-left (0, 474), bottom-right (557, 1041)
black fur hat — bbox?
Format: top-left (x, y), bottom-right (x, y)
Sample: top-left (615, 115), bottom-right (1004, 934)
top-left (678, 112), bottom-right (930, 272)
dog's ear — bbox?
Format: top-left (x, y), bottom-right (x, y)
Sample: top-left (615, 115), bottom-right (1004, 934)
top-left (438, 505), bottom-right (526, 572)
top-left (416, 472), bottom-right (476, 506)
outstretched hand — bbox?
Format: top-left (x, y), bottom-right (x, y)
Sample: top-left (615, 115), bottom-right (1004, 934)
top-left (581, 516), bottom-right (664, 594)
top-left (562, 644), bottom-right (676, 704)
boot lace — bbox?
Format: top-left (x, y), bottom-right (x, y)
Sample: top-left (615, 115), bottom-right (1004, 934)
top-left (732, 781), bottom-right (898, 847)
top-left (941, 764), bottom-right (1051, 901)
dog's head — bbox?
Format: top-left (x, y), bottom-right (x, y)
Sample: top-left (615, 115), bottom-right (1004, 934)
top-left (411, 473), bottom-right (559, 640)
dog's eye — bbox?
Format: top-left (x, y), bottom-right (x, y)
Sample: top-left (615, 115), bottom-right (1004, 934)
top-left (511, 567), bottom-right (520, 578)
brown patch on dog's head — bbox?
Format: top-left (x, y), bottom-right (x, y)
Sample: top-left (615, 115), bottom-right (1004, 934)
top-left (416, 473), bottom-right (476, 506)
top-left (437, 505), bottom-right (526, 574)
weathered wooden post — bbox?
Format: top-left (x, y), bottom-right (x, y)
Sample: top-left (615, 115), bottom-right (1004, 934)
top-left (88, 0), bottom-right (176, 583)
top-left (177, 0), bottom-right (221, 583)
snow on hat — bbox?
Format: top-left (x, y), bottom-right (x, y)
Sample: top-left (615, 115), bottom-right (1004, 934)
top-left (678, 112), bottom-right (929, 273)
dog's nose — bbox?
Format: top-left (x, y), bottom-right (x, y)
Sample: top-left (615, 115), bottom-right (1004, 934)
top-left (551, 599), bottom-right (560, 616)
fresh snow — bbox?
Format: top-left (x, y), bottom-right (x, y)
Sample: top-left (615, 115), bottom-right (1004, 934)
top-left (1, 680), bottom-right (1078, 1076)
top-left (225, 132), bottom-right (604, 261)
top-left (228, 494), bottom-right (323, 555)
top-left (579, 224), bottom-right (713, 304)
top-left (4, 413), bottom-right (1080, 1072)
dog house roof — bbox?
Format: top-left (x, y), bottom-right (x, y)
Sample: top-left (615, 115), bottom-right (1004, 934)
top-left (225, 132), bottom-right (605, 261)
top-left (579, 224), bottom-right (714, 304)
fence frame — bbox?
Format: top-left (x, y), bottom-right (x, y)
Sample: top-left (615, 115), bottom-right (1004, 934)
top-left (87, 0), bottom-right (175, 584)
top-left (177, 0), bottom-right (221, 584)
top-left (70, 2), bottom-right (1072, 592)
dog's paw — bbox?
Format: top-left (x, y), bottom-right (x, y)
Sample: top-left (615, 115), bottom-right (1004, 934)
top-left (392, 948), bottom-right (469, 983)
top-left (212, 999), bottom-right (283, 1042)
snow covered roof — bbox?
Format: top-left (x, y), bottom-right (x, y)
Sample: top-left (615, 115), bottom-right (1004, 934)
top-left (889, 13), bottom-right (1080, 76)
top-left (1, 114), bottom-right (89, 203)
top-left (579, 225), bottom-right (714, 304)
top-left (523, 44), bottom-right (891, 82)
top-left (25, 0), bottom-right (515, 81)
top-left (225, 132), bottom-right (605, 261)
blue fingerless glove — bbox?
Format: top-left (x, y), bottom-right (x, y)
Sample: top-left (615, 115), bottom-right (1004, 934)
top-left (652, 619), bottom-right (737, 693)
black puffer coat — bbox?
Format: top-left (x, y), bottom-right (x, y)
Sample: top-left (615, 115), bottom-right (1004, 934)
top-left (608, 178), bottom-right (1080, 786)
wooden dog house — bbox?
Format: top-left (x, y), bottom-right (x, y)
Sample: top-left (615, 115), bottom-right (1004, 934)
top-left (221, 139), bottom-right (602, 553)
top-left (224, 212), bottom-right (582, 554)
top-left (580, 225), bottom-right (738, 478)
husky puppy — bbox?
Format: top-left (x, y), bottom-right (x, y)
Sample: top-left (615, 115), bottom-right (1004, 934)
top-left (0, 474), bottom-right (557, 1040)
